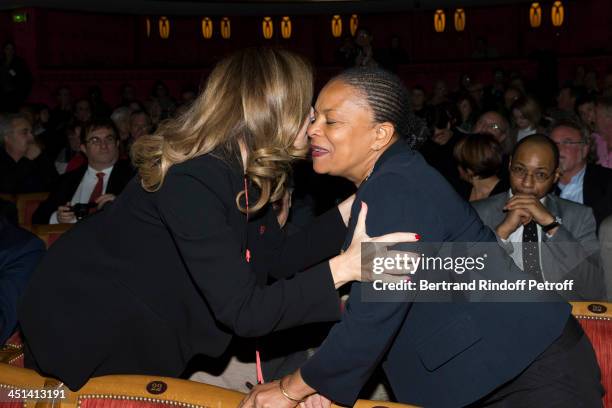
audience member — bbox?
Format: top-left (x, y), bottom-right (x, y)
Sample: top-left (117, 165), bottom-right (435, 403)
top-left (547, 85), bottom-right (579, 122)
top-left (119, 83), bottom-right (136, 107)
top-left (410, 86), bottom-right (428, 119)
top-left (474, 111), bottom-right (514, 156)
top-left (0, 113), bottom-right (58, 194)
top-left (455, 93), bottom-right (478, 133)
top-left (129, 110), bottom-right (152, 141)
top-left (593, 96), bottom-right (612, 168)
top-left (454, 133), bottom-right (509, 201)
top-left (0, 41), bottom-right (32, 112)
top-left (49, 86), bottom-right (73, 132)
top-left (74, 98), bottom-right (92, 124)
top-left (110, 106), bottom-right (131, 142)
top-left (354, 28), bottom-right (377, 68)
top-left (511, 96), bottom-right (542, 141)
top-left (576, 94), bottom-right (597, 132)
top-left (429, 79), bottom-right (449, 106)
top-left (549, 119), bottom-right (612, 228)
top-left (420, 105), bottom-right (463, 192)
top-left (54, 122), bottom-right (83, 174)
top-left (503, 86), bottom-right (523, 112)
top-left (150, 80), bottom-right (176, 119)
top-left (472, 134), bottom-right (605, 300)
top-left (33, 119), bottom-right (134, 224)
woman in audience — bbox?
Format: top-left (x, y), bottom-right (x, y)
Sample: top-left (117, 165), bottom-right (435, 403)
top-left (455, 92), bottom-right (479, 133)
top-left (511, 95), bottom-right (542, 141)
top-left (243, 67), bottom-right (602, 408)
top-left (19, 48), bottom-right (415, 391)
top-left (53, 122), bottom-right (83, 174)
top-left (454, 133), bottom-right (509, 201)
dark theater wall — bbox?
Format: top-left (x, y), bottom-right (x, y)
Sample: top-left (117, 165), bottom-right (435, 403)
top-left (0, 0), bottom-right (610, 105)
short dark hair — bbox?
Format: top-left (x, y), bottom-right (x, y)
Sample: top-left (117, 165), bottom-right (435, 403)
top-left (511, 133), bottom-right (559, 169)
top-left (332, 67), bottom-right (429, 149)
top-left (559, 84), bottom-right (579, 99)
top-left (453, 133), bottom-right (503, 178)
top-left (81, 119), bottom-right (118, 145)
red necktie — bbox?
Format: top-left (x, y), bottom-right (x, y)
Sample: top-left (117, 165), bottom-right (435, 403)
top-left (88, 172), bottom-right (105, 204)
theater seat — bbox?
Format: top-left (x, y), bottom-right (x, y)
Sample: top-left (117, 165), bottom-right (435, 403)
top-left (0, 331), bottom-right (24, 367)
top-left (16, 193), bottom-right (49, 227)
top-left (0, 363), bottom-right (48, 408)
top-left (571, 301), bottom-right (612, 407)
top-left (0, 362), bottom-right (419, 408)
top-left (31, 224), bottom-right (73, 248)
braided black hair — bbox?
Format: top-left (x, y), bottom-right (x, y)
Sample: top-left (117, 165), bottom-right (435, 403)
top-left (333, 67), bottom-right (429, 149)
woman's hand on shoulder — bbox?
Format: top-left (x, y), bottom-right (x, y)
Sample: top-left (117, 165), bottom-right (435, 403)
top-left (329, 202), bottom-right (420, 288)
top-left (337, 194), bottom-right (355, 227)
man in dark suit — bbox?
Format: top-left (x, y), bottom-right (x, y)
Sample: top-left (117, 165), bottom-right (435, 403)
top-left (33, 119), bottom-right (134, 224)
top-left (472, 134), bottom-right (605, 301)
top-left (0, 113), bottom-right (58, 194)
top-left (0, 216), bottom-right (45, 343)
top-left (548, 118), bottom-right (612, 229)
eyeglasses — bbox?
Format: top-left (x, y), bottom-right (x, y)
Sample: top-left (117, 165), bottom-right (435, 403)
top-left (86, 136), bottom-right (117, 146)
top-left (554, 140), bottom-right (586, 147)
top-left (510, 165), bottom-right (553, 183)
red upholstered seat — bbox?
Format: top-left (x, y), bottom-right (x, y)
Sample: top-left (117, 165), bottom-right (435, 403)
top-left (0, 362), bottom-right (419, 408)
top-left (31, 224), bottom-right (73, 248)
top-left (2, 331), bottom-right (24, 367)
top-left (571, 301), bottom-right (612, 407)
top-left (16, 193), bottom-right (49, 227)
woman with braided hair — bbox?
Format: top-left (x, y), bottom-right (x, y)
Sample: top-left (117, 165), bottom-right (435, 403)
top-left (242, 67), bottom-right (602, 407)
top-left (18, 49), bottom-right (417, 391)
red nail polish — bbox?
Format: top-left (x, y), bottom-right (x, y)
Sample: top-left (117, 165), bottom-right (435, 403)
top-left (415, 234), bottom-right (421, 241)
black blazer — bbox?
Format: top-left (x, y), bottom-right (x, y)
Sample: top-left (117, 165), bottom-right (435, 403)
top-left (301, 141), bottom-right (570, 407)
top-left (583, 164), bottom-right (612, 228)
top-left (19, 152), bottom-right (345, 390)
top-left (32, 159), bottom-right (135, 224)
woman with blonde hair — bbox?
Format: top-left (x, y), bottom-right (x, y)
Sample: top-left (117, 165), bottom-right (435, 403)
top-left (511, 95), bottom-right (542, 141)
top-left (19, 48), bottom-right (415, 391)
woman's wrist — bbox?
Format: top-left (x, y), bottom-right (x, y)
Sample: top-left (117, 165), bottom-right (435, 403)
top-left (329, 254), bottom-right (350, 289)
top-left (280, 371), bottom-right (315, 403)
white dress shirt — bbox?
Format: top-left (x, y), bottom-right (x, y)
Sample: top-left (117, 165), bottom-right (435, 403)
top-left (558, 165), bottom-right (585, 205)
top-left (50, 165), bottom-right (114, 224)
top-left (517, 127), bottom-right (537, 142)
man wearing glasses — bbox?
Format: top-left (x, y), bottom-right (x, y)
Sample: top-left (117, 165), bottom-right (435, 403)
top-left (33, 119), bottom-right (134, 224)
top-left (550, 119), bottom-right (612, 229)
top-left (472, 134), bottom-right (605, 300)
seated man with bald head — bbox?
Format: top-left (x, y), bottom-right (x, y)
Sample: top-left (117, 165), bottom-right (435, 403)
top-left (472, 134), bottom-right (605, 300)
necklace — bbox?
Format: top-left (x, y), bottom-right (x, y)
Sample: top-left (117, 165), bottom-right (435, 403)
top-left (361, 166), bottom-right (375, 185)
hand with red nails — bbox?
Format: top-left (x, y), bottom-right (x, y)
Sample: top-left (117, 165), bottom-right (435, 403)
top-left (328, 201), bottom-right (420, 289)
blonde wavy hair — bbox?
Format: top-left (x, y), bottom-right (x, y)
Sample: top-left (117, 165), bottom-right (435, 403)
top-left (131, 48), bottom-right (313, 214)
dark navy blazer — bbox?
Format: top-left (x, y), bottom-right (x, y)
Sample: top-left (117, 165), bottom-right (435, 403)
top-left (0, 217), bottom-right (45, 343)
top-left (301, 140), bottom-right (570, 408)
